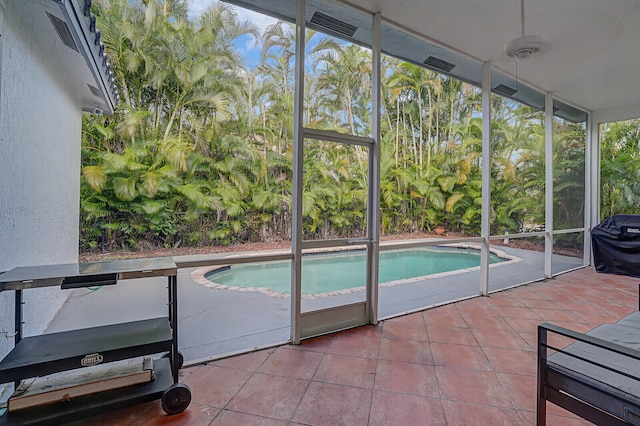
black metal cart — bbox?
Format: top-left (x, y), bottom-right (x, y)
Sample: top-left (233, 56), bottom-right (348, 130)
top-left (0, 257), bottom-right (191, 424)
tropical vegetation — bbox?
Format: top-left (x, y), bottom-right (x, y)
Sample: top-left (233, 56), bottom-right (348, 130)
top-left (80, 0), bottom-right (596, 253)
top-left (600, 118), bottom-right (640, 220)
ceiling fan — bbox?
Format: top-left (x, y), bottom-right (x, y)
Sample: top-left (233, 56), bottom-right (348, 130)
top-left (505, 0), bottom-right (544, 59)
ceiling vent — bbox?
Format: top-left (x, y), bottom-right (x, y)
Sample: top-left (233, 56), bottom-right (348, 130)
top-left (494, 84), bottom-right (517, 97)
top-left (310, 12), bottom-right (357, 37)
top-left (423, 56), bottom-right (455, 73)
top-left (47, 12), bottom-right (79, 52)
top-left (87, 84), bottom-right (102, 98)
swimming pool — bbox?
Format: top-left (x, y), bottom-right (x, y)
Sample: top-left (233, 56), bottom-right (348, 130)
top-left (201, 246), bottom-right (507, 297)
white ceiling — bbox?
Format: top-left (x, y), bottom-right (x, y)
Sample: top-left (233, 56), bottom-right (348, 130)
top-left (347, 0), bottom-right (640, 116)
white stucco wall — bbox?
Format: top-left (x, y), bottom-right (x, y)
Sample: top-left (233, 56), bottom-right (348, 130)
top-left (0, 1), bottom-right (82, 363)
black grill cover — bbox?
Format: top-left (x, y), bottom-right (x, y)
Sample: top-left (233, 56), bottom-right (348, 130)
top-left (592, 215), bottom-right (640, 277)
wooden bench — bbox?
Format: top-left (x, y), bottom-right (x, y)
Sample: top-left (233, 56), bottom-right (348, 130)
top-left (537, 310), bottom-right (640, 425)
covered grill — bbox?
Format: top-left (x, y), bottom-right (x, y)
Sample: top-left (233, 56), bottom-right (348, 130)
top-left (591, 214), bottom-right (640, 277)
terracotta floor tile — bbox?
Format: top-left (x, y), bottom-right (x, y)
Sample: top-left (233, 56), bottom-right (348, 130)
top-left (561, 293), bottom-right (602, 315)
top-left (211, 349), bottom-right (272, 371)
top-left (577, 309), bottom-right (632, 324)
top-left (519, 409), bottom-right (536, 425)
top-left (257, 347), bottom-right (323, 379)
top-left (494, 306), bottom-right (543, 320)
top-left (378, 337), bottom-right (433, 364)
top-left (497, 372), bottom-right (537, 412)
top-left (132, 401), bottom-right (218, 426)
top-left (461, 313), bottom-right (514, 331)
top-left (471, 328), bottom-right (530, 351)
top-left (427, 325), bottom-right (479, 346)
top-left (430, 342), bottom-right (491, 370)
top-left (369, 391), bottom-right (446, 426)
top-left (382, 316), bottom-right (429, 341)
top-left (483, 346), bottom-right (537, 375)
top-left (292, 333), bottom-right (335, 352)
top-left (503, 317), bottom-right (545, 333)
top-left (518, 297), bottom-right (561, 310)
top-left (210, 410), bottom-right (288, 426)
top-left (226, 373), bottom-right (308, 420)
top-left (485, 294), bottom-right (526, 308)
top-left (455, 299), bottom-right (497, 317)
top-left (374, 359), bottom-right (439, 397)
top-left (518, 330), bottom-right (537, 349)
top-left (327, 329), bottom-right (381, 358)
top-left (548, 301), bottom-right (593, 313)
top-left (422, 309), bottom-right (468, 328)
top-left (577, 293), bottom-right (624, 306)
top-left (313, 353), bottom-right (377, 388)
top-left (69, 401), bottom-right (155, 426)
top-left (387, 311), bottom-right (427, 328)
top-left (510, 286), bottom-right (553, 301)
top-left (349, 324), bottom-right (385, 337)
top-left (178, 364), bottom-right (202, 381)
top-left (436, 367), bottom-right (513, 407)
top-left (531, 308), bottom-right (587, 323)
top-left (441, 400), bottom-right (524, 425)
top-left (292, 382), bottom-right (372, 426)
top-left (182, 365), bottom-right (252, 408)
top-left (615, 306), bottom-right (639, 318)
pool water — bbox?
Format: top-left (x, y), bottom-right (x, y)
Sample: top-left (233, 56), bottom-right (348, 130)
top-left (206, 247), bottom-right (504, 296)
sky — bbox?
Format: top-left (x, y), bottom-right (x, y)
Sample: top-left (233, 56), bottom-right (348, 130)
top-left (189, 0), bottom-right (278, 68)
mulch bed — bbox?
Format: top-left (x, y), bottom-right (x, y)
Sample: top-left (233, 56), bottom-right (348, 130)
top-left (80, 231), bottom-right (457, 262)
top-left (80, 231), bottom-right (580, 262)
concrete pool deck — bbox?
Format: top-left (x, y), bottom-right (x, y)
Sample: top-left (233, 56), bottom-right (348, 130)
top-left (45, 245), bottom-right (583, 364)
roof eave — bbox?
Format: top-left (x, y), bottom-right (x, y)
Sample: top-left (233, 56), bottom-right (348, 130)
top-left (57, 0), bottom-right (119, 114)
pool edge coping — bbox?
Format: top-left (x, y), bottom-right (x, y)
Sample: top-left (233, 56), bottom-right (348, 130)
top-left (189, 244), bottom-right (522, 300)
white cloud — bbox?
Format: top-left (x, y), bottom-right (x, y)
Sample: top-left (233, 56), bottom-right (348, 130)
top-left (188, 0), bottom-right (278, 35)
top-left (188, 0), bottom-right (211, 18)
top-left (234, 6), bottom-right (278, 34)
top-left (188, 0), bottom-right (279, 60)
top-left (234, 5), bottom-right (278, 51)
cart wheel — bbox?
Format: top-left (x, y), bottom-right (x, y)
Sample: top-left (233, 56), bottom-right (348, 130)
top-left (162, 351), bottom-right (184, 370)
top-left (161, 383), bottom-right (191, 415)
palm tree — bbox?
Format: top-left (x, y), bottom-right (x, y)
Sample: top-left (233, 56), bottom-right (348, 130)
top-left (313, 45), bottom-right (371, 135)
top-left (490, 100), bottom-right (545, 233)
top-left (600, 119), bottom-right (640, 218)
top-left (553, 118), bottom-right (586, 229)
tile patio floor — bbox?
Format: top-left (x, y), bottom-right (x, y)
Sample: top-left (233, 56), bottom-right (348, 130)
top-left (73, 267), bottom-right (638, 425)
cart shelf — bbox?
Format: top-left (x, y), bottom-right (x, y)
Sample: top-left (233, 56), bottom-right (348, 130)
top-left (0, 318), bottom-right (172, 383)
top-left (0, 357), bottom-right (174, 425)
